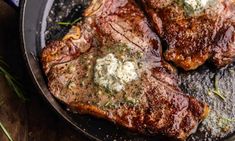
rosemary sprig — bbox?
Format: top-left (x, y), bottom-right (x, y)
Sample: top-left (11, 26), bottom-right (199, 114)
top-left (57, 17), bottom-right (82, 26)
top-left (0, 59), bottom-right (26, 101)
top-left (211, 90), bottom-right (226, 101)
top-left (0, 122), bottom-right (14, 141)
top-left (212, 75), bottom-right (226, 101)
top-left (0, 59), bottom-right (25, 141)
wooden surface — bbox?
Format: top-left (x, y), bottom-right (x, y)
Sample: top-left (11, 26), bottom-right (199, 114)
top-left (0, 1), bottom-right (87, 141)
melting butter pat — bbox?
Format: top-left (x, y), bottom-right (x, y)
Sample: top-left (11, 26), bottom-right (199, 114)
top-left (184, 0), bottom-right (209, 12)
top-left (94, 53), bottom-right (138, 92)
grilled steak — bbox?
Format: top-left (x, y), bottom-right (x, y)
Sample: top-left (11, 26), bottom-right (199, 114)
top-left (142, 0), bottom-right (235, 70)
top-left (41, 0), bottom-right (209, 140)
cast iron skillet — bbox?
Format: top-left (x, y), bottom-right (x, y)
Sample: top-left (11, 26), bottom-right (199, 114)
top-left (5, 0), bottom-right (235, 140)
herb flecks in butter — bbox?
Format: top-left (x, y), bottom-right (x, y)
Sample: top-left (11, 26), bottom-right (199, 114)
top-left (182, 0), bottom-right (210, 15)
top-left (94, 53), bottom-right (138, 92)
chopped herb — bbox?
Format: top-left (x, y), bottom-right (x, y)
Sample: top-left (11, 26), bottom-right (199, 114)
top-left (57, 17), bottom-right (82, 26)
top-left (136, 51), bottom-right (143, 59)
top-left (0, 59), bottom-right (26, 101)
top-left (125, 97), bottom-right (138, 106)
top-left (217, 117), bottom-right (235, 131)
top-left (104, 101), bottom-right (116, 109)
top-left (222, 117), bottom-right (235, 122)
top-left (104, 87), bottom-right (112, 95)
top-left (67, 81), bottom-right (76, 89)
top-left (211, 90), bottom-right (226, 101)
top-left (184, 0), bottom-right (206, 15)
top-left (117, 46), bottom-right (124, 52)
top-left (0, 122), bottom-right (14, 141)
top-left (126, 47), bottom-right (131, 54)
top-left (175, 0), bottom-right (207, 16)
top-left (212, 75), bottom-right (226, 101)
top-left (104, 101), bottom-right (111, 107)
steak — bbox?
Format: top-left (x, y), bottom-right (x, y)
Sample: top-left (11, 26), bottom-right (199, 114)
top-left (41, 0), bottom-right (209, 140)
top-left (142, 0), bottom-right (235, 70)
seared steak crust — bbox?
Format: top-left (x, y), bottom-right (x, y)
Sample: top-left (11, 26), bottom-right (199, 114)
top-left (142, 0), bottom-right (235, 70)
top-left (41, 0), bottom-right (209, 140)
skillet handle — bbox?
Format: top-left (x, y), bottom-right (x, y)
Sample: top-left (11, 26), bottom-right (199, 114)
top-left (4, 0), bottom-right (19, 9)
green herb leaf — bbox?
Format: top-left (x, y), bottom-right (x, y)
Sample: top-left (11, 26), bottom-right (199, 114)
top-left (57, 17), bottom-right (82, 26)
top-left (222, 117), bottom-right (235, 122)
top-left (71, 17), bottom-right (82, 25)
top-left (104, 101), bottom-right (116, 109)
top-left (56, 22), bottom-right (71, 26)
top-left (0, 59), bottom-right (27, 101)
top-left (124, 97), bottom-right (138, 106)
top-left (211, 90), bottom-right (226, 101)
top-left (0, 122), bottom-right (14, 141)
top-left (212, 75), bottom-right (226, 101)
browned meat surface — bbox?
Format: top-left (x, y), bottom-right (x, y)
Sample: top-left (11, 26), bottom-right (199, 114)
top-left (142, 0), bottom-right (235, 70)
top-left (41, 0), bottom-right (209, 140)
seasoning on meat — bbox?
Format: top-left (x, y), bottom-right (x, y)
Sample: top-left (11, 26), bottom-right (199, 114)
top-left (41, 0), bottom-right (209, 140)
top-left (142, 0), bottom-right (235, 70)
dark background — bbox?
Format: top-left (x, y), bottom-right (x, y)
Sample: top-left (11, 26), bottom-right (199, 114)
top-left (0, 1), bottom-right (87, 140)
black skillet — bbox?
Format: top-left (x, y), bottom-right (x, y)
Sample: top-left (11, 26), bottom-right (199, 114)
top-left (5, 0), bottom-right (235, 140)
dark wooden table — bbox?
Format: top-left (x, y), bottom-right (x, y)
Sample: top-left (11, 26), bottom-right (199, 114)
top-left (0, 1), bottom-right (87, 141)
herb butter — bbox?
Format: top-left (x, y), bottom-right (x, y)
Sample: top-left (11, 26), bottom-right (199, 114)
top-left (94, 53), bottom-right (138, 92)
top-left (183, 0), bottom-right (209, 15)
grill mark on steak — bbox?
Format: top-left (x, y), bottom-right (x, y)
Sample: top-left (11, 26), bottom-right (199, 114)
top-left (41, 0), bottom-right (209, 140)
top-left (142, 0), bottom-right (235, 71)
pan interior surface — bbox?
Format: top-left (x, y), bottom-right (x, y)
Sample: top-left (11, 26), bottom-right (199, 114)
top-left (21, 0), bottom-right (235, 140)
